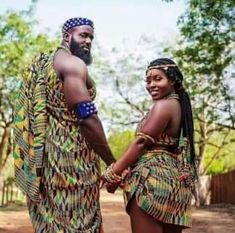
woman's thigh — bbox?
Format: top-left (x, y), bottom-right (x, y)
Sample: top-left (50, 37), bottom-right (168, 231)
top-left (163, 223), bottom-right (183, 233)
top-left (129, 198), bottom-right (163, 233)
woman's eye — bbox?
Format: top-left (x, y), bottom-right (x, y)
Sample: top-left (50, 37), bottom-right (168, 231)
top-left (154, 76), bottom-right (161, 81)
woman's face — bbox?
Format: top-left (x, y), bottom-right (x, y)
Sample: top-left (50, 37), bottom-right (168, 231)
top-left (145, 68), bottom-right (174, 101)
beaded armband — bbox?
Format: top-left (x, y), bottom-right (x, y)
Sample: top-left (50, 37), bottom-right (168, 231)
top-left (103, 163), bottom-right (122, 183)
top-left (74, 101), bottom-right (98, 119)
top-left (136, 132), bottom-right (155, 144)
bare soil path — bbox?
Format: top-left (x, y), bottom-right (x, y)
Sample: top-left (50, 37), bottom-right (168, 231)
top-left (1, 191), bottom-right (235, 233)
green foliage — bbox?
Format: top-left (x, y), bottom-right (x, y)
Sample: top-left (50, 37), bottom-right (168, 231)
top-left (202, 130), bottom-right (235, 174)
top-left (0, 4), bottom-right (58, 116)
top-left (108, 130), bottom-right (135, 159)
top-left (0, 10), bottom-right (57, 115)
top-left (170, 0), bottom-right (235, 125)
top-left (0, 2), bottom-right (58, 173)
top-left (165, 0), bottom-right (235, 174)
top-left (0, 13), bottom-right (57, 79)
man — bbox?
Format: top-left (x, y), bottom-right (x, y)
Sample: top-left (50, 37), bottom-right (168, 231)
top-left (13, 17), bottom-right (116, 232)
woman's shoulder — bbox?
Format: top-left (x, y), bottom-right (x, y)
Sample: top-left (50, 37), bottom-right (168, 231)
top-left (151, 98), bottom-right (180, 113)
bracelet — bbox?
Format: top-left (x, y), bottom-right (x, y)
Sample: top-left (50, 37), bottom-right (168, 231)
top-left (136, 132), bottom-right (155, 144)
top-left (103, 163), bottom-right (122, 183)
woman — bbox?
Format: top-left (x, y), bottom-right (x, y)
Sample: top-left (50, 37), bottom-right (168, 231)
top-left (101, 58), bottom-right (197, 233)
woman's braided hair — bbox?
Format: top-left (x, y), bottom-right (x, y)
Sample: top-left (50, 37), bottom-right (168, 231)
top-left (147, 58), bottom-right (195, 164)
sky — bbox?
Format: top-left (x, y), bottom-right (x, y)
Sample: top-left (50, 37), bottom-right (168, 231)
top-left (1, 0), bottom-right (186, 49)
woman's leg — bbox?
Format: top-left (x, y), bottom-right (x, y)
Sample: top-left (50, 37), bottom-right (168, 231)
top-left (163, 223), bottom-right (183, 233)
top-left (129, 198), bottom-right (163, 233)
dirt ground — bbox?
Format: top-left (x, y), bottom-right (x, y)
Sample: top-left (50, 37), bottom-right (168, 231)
top-left (0, 190), bottom-right (235, 233)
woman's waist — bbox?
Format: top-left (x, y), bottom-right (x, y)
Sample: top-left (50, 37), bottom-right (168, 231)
top-left (146, 146), bottom-right (180, 158)
top-left (129, 148), bottom-right (180, 178)
top-left (134, 147), bottom-right (180, 167)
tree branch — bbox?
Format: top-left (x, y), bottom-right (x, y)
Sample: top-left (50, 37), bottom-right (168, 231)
top-left (115, 78), bottom-right (145, 116)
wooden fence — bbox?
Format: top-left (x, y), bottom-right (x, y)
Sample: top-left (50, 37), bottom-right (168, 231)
top-left (211, 169), bottom-right (235, 204)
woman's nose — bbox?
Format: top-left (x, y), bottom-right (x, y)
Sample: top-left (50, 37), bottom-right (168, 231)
top-left (149, 80), bottom-right (156, 87)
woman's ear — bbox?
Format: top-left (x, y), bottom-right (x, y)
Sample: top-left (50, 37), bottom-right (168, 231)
top-left (170, 80), bottom-right (175, 86)
top-left (63, 32), bottom-right (71, 43)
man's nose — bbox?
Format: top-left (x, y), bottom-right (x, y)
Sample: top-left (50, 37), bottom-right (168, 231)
top-left (85, 37), bottom-right (92, 44)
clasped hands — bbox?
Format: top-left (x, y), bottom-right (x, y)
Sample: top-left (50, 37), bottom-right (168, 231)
top-left (99, 163), bottom-right (130, 194)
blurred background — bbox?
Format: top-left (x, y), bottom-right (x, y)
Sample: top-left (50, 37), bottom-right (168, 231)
top-left (0, 0), bottom-right (234, 232)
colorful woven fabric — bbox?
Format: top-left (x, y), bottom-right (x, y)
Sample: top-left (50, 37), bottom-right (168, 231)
top-left (13, 51), bottom-right (103, 232)
top-left (123, 150), bottom-right (193, 228)
top-left (13, 53), bottom-right (49, 202)
top-left (123, 101), bottom-right (195, 228)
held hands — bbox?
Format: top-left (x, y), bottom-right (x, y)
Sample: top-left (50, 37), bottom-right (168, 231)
top-left (99, 163), bottom-right (131, 194)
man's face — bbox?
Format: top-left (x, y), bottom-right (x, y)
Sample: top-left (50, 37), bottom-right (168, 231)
top-left (68, 25), bottom-right (94, 65)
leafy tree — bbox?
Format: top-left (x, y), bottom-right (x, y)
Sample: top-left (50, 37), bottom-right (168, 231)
top-left (203, 130), bottom-right (235, 174)
top-left (167, 0), bottom-right (235, 175)
top-left (0, 2), bottom-right (57, 173)
top-left (92, 36), bottom-right (161, 132)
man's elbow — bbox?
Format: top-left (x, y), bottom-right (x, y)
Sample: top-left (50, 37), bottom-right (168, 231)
top-left (79, 114), bottom-right (100, 128)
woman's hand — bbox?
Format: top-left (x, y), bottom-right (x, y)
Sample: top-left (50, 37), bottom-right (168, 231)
top-left (99, 167), bottom-right (131, 194)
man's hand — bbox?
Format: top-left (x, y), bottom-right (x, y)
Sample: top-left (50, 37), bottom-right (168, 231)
top-left (106, 183), bottom-right (119, 193)
top-left (99, 177), bottom-right (120, 193)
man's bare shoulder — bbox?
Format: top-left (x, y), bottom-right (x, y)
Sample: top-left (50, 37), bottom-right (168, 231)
top-left (53, 50), bottom-right (87, 78)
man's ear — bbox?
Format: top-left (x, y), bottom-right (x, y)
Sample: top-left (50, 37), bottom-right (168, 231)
top-left (63, 32), bottom-right (71, 43)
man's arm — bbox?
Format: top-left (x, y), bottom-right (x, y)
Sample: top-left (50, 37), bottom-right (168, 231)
top-left (79, 115), bottom-right (115, 165)
top-left (54, 52), bottom-right (115, 165)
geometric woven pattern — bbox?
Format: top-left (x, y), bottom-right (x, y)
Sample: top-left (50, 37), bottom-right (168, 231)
top-left (123, 150), bottom-right (193, 228)
top-left (13, 50), bottom-right (103, 232)
top-left (123, 104), bottom-right (196, 228)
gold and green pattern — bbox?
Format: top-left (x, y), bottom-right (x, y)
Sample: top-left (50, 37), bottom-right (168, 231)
top-left (13, 51), bottom-right (103, 232)
top-left (123, 104), bottom-right (195, 228)
top-left (123, 150), bottom-right (193, 228)
top-left (13, 53), bottom-right (49, 202)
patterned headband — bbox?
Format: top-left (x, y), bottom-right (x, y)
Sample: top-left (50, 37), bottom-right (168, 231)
top-left (62, 17), bottom-right (94, 33)
top-left (147, 64), bottom-right (177, 72)
top-left (146, 64), bottom-right (183, 83)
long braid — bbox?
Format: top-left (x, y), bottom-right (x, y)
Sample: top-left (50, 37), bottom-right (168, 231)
top-left (179, 91), bottom-right (195, 163)
top-left (147, 58), bottom-right (196, 164)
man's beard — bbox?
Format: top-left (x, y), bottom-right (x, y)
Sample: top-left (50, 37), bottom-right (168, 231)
top-left (69, 37), bottom-right (92, 65)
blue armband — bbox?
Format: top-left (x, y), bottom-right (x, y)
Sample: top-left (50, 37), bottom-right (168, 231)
top-left (74, 101), bottom-right (98, 119)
